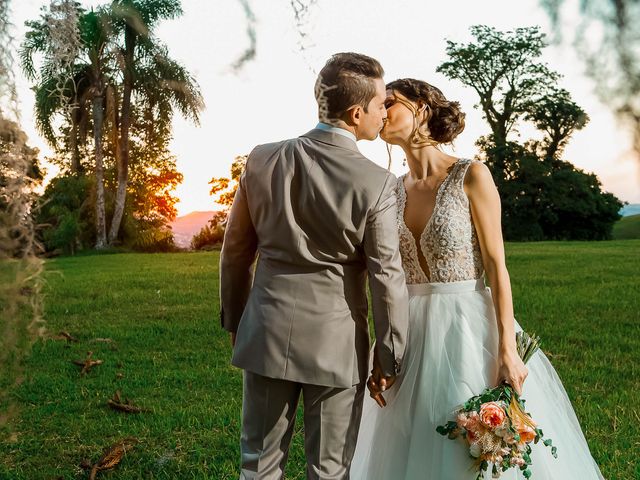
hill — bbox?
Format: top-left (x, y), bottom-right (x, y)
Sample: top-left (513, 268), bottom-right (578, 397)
top-left (170, 210), bottom-right (217, 248)
top-left (612, 213), bottom-right (640, 239)
top-left (620, 203), bottom-right (640, 216)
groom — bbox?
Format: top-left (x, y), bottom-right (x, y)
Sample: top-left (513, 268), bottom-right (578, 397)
top-left (220, 52), bottom-right (409, 479)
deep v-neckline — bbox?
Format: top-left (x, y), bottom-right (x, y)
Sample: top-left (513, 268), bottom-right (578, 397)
top-left (399, 159), bottom-right (461, 282)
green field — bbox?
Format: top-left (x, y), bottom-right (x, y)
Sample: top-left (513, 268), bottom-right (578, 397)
top-left (0, 242), bottom-right (639, 479)
top-left (613, 214), bottom-right (640, 239)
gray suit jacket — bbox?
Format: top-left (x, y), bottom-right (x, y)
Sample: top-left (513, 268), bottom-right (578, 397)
top-left (219, 128), bottom-right (409, 388)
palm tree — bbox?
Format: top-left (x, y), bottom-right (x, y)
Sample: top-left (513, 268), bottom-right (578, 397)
top-left (21, 6), bottom-right (114, 248)
top-left (81, 8), bottom-right (113, 248)
top-left (29, 66), bottom-right (91, 174)
top-left (107, 0), bottom-right (203, 245)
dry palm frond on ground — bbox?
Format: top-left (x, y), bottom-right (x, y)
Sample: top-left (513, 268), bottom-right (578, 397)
top-left (88, 437), bottom-right (138, 480)
top-left (107, 390), bottom-right (147, 414)
top-left (71, 351), bottom-right (103, 375)
top-left (57, 331), bottom-right (79, 343)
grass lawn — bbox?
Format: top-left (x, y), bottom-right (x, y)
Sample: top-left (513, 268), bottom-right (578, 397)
top-left (0, 241), bottom-right (638, 479)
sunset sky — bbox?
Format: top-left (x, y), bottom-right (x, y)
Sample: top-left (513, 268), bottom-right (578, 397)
top-left (10, 0), bottom-right (640, 216)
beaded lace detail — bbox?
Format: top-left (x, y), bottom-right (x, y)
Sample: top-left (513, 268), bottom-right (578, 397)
top-left (396, 159), bottom-right (484, 284)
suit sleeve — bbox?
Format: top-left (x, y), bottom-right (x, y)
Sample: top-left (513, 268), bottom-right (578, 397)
top-left (363, 173), bottom-right (409, 376)
top-left (219, 166), bottom-right (258, 333)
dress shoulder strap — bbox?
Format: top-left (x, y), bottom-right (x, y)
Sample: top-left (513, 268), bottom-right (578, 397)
top-left (445, 158), bottom-right (476, 192)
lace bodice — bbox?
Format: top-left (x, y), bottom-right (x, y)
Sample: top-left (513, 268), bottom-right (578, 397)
top-left (396, 158), bottom-right (484, 284)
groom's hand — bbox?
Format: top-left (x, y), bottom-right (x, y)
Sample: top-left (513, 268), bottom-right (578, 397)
top-left (367, 367), bottom-right (397, 408)
top-left (367, 374), bottom-right (386, 407)
top-left (379, 374), bottom-right (396, 391)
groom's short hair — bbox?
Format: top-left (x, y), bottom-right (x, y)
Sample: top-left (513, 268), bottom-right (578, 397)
top-left (315, 52), bottom-right (384, 121)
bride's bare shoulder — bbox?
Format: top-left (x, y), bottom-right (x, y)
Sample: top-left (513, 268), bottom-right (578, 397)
top-left (463, 160), bottom-right (496, 195)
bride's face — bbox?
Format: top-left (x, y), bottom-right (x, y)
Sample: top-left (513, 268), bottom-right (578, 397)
top-left (380, 90), bottom-right (419, 145)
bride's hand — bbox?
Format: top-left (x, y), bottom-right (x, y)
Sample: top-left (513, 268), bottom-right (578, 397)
top-left (497, 350), bottom-right (528, 395)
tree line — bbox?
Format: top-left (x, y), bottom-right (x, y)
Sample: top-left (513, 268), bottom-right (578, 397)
top-left (22, 0), bottom-right (203, 254)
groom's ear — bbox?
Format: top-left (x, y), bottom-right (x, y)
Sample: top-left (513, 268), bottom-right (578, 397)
top-left (347, 105), bottom-right (363, 126)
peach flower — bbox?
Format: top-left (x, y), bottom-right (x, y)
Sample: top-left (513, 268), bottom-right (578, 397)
top-left (480, 402), bottom-right (506, 428)
top-left (512, 413), bottom-right (537, 444)
top-left (517, 424), bottom-right (536, 444)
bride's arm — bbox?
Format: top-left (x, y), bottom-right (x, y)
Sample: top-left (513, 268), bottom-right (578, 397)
top-left (464, 161), bottom-right (528, 394)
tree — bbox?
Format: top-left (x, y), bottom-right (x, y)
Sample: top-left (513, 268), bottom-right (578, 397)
top-left (22, 0), bottom-right (203, 249)
top-left (106, 0), bottom-right (203, 245)
top-left (191, 155), bottom-right (247, 250)
top-left (29, 66), bottom-right (92, 174)
top-left (209, 155), bottom-right (247, 208)
top-left (476, 137), bottom-right (622, 240)
top-left (22, 3), bottom-right (114, 248)
top-left (118, 102), bottom-right (183, 251)
top-left (525, 87), bottom-right (589, 161)
top-left (476, 138), bottom-right (549, 240)
top-left (190, 211), bottom-right (226, 250)
top-left (439, 25), bottom-right (622, 240)
top-left (37, 174), bottom-right (93, 254)
top-left (437, 26), bottom-right (559, 188)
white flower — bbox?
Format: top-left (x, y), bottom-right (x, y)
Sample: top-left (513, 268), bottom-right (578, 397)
top-left (469, 443), bottom-right (482, 458)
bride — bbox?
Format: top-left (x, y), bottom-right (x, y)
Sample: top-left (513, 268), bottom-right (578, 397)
top-left (349, 78), bottom-right (604, 479)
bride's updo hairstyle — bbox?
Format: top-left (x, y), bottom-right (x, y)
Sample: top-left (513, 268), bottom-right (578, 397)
top-left (386, 78), bottom-right (466, 145)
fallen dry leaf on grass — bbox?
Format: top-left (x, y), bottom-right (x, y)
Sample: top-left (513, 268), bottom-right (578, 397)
top-left (107, 391), bottom-right (147, 414)
top-left (58, 331), bottom-right (79, 343)
top-left (72, 351), bottom-right (103, 375)
top-left (88, 437), bottom-right (138, 480)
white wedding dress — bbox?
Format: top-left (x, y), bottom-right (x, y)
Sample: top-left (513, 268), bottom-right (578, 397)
top-left (350, 159), bottom-right (605, 479)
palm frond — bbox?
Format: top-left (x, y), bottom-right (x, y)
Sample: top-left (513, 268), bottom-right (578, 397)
top-left (20, 19), bottom-right (49, 81)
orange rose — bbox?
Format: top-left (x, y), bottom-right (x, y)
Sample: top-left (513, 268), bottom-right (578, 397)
top-left (517, 424), bottom-right (536, 444)
top-left (480, 402), bottom-right (506, 428)
top-left (512, 411), bottom-right (538, 444)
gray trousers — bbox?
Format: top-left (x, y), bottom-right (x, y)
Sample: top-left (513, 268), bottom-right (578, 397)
top-left (240, 370), bottom-right (365, 480)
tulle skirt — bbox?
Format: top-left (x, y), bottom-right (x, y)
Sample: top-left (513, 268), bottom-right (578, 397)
top-left (350, 279), bottom-right (604, 480)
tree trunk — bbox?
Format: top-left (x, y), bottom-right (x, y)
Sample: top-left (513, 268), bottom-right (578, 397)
top-left (108, 26), bottom-right (135, 245)
top-left (545, 136), bottom-right (561, 163)
top-left (69, 113), bottom-right (82, 175)
top-left (92, 93), bottom-right (107, 249)
top-left (491, 126), bottom-right (509, 189)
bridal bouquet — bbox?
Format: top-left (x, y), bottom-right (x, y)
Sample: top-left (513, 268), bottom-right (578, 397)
top-left (436, 332), bottom-right (557, 479)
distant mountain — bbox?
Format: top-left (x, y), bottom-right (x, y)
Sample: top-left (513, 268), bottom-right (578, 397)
top-left (170, 210), bottom-right (218, 248)
top-left (620, 204), bottom-right (640, 217)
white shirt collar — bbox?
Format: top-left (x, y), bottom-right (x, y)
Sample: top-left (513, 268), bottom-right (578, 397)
top-left (315, 122), bottom-right (357, 143)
